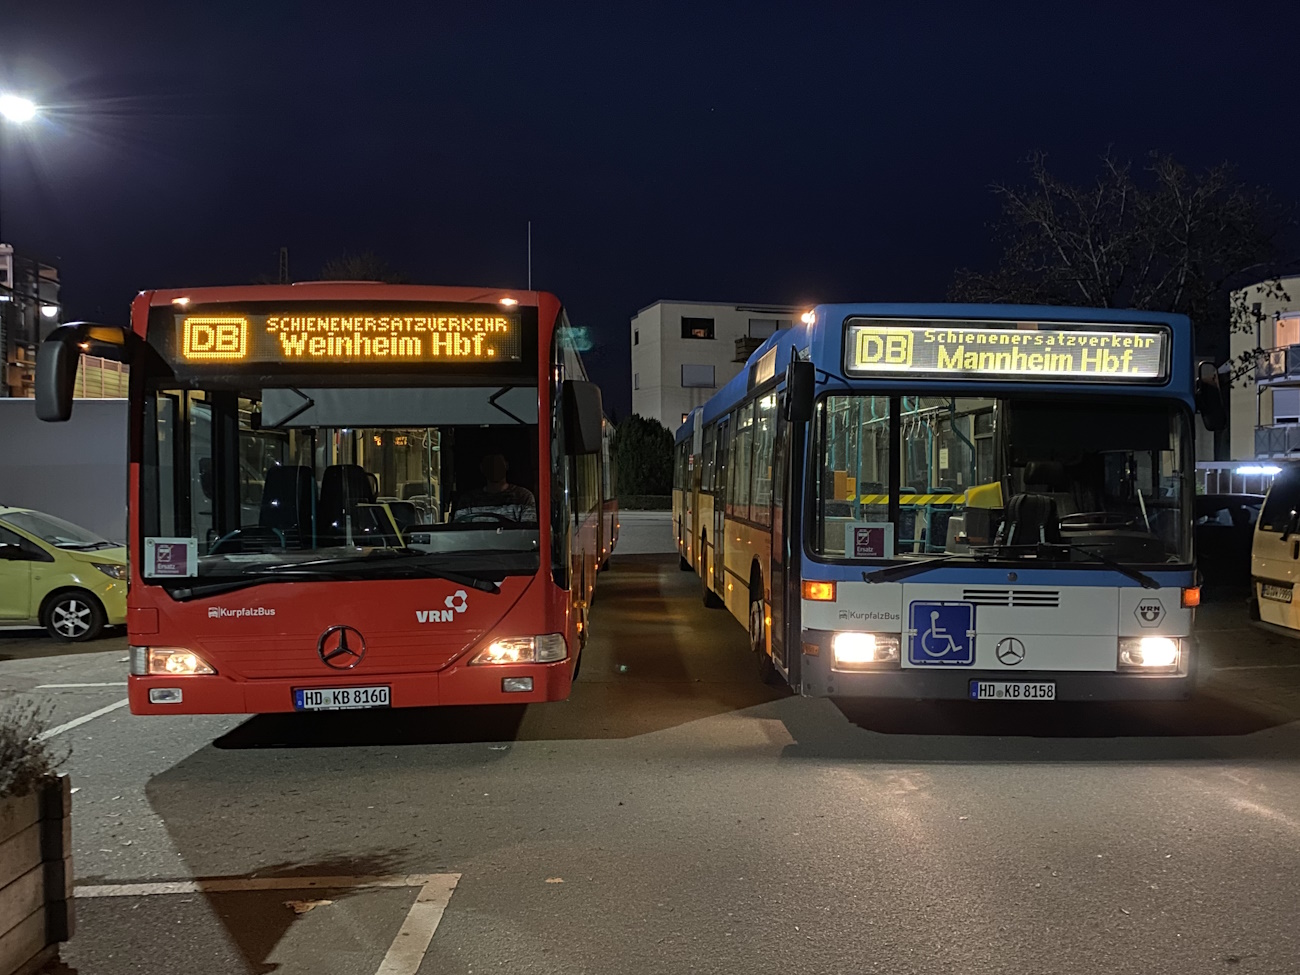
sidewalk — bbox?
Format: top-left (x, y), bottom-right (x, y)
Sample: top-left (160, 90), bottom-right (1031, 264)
top-left (613, 510), bottom-right (674, 555)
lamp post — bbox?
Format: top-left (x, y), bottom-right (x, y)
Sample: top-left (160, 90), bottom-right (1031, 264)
top-left (0, 93), bottom-right (40, 394)
top-left (0, 93), bottom-right (39, 245)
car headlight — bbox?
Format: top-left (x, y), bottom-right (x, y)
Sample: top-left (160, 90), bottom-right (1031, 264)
top-left (130, 646), bottom-right (216, 676)
top-left (92, 562), bottom-right (127, 580)
top-left (831, 631), bottom-right (901, 671)
top-left (1118, 637), bottom-right (1182, 672)
top-left (469, 633), bottom-right (567, 665)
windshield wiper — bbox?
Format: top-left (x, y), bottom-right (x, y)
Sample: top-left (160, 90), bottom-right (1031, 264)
top-left (863, 553), bottom-right (988, 584)
top-left (260, 550), bottom-right (502, 593)
top-left (166, 575), bottom-right (332, 601)
top-left (971, 541), bottom-right (1161, 589)
top-left (1064, 543), bottom-right (1161, 589)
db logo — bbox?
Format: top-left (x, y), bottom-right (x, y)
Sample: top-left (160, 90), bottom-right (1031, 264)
top-left (182, 317), bottom-right (249, 360)
top-left (1134, 598), bottom-right (1165, 628)
top-left (854, 327), bottom-right (913, 368)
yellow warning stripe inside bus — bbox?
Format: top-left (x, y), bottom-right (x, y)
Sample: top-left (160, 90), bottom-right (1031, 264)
top-left (854, 493), bottom-right (966, 506)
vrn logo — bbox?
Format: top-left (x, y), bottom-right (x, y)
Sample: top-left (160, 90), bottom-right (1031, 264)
top-left (416, 590), bottom-right (469, 624)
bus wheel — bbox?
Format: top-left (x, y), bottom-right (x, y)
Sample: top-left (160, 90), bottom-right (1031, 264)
top-left (750, 586), bottom-right (778, 685)
top-left (43, 590), bottom-right (107, 643)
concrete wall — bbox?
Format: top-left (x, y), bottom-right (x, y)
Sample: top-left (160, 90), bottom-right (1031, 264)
top-left (630, 300), bottom-right (796, 433)
top-left (0, 398), bottom-right (128, 543)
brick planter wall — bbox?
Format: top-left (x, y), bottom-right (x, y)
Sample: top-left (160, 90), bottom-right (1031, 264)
top-left (0, 776), bottom-right (73, 975)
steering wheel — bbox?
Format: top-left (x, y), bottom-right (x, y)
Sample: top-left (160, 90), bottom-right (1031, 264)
top-left (454, 512), bottom-right (518, 525)
top-left (209, 526), bottom-right (286, 555)
top-left (1058, 511), bottom-right (1137, 531)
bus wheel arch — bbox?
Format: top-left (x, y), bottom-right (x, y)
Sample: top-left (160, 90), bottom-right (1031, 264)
top-left (701, 531), bottom-right (723, 608)
top-left (750, 564), bottom-right (777, 684)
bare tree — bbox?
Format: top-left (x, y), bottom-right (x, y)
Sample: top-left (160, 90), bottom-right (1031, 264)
top-left (953, 151), bottom-right (1293, 368)
top-left (318, 252), bottom-right (408, 284)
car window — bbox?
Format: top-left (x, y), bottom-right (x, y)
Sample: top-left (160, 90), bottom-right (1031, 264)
top-left (1260, 471), bottom-right (1300, 533)
top-left (1195, 506), bottom-right (1233, 527)
top-left (1, 511), bottom-right (113, 550)
top-left (1242, 503), bottom-right (1261, 527)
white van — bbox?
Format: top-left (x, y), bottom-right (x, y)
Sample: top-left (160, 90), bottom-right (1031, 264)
top-left (1252, 465), bottom-right (1300, 632)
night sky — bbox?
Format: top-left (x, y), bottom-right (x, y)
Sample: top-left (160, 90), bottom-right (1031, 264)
top-left (3, 1), bottom-right (1297, 416)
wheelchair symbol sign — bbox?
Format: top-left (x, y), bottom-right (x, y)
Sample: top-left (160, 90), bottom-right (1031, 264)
top-left (908, 601), bottom-right (976, 666)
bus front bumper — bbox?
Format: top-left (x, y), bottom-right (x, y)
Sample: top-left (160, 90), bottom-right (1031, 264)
top-left (127, 660), bottom-right (573, 715)
top-left (808, 667), bottom-right (1194, 702)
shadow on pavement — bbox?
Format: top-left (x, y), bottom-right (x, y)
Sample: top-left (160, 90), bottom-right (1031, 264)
top-left (0, 626), bottom-right (126, 662)
top-left (213, 555), bottom-right (783, 749)
top-left (64, 851), bottom-right (416, 975)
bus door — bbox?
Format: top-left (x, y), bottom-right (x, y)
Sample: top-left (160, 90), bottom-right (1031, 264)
top-left (713, 418), bottom-right (730, 593)
top-left (768, 403), bottom-right (803, 683)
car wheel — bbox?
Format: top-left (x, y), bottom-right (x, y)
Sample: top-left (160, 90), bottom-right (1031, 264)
top-left (43, 591), bottom-right (107, 643)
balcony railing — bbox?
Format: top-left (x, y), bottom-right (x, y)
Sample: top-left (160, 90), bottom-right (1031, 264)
top-left (1254, 345), bottom-right (1300, 382)
top-left (1255, 423), bottom-right (1300, 457)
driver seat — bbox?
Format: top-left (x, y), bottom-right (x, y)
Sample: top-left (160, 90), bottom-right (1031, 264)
top-left (999, 493), bottom-right (1063, 546)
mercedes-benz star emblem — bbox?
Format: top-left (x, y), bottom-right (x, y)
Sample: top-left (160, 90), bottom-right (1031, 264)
top-left (317, 625), bottom-right (366, 670)
top-left (995, 637), bottom-right (1026, 666)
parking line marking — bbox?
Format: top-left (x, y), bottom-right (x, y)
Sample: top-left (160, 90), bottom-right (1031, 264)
top-left (36, 682), bottom-right (129, 688)
top-left (76, 873), bottom-right (461, 975)
top-left (35, 699), bottom-right (129, 741)
top-left (1213, 664), bottom-right (1300, 671)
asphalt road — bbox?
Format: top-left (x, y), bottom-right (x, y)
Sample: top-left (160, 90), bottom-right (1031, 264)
top-left (2, 560), bottom-right (1300, 974)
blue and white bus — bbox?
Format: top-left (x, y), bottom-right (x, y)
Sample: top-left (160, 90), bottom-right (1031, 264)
top-left (673, 303), bottom-right (1225, 701)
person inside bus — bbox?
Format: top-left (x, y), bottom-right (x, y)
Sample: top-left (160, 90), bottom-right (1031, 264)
top-left (452, 453), bottom-right (538, 524)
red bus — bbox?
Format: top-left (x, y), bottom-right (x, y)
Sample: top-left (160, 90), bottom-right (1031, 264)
top-left (37, 283), bottom-right (610, 715)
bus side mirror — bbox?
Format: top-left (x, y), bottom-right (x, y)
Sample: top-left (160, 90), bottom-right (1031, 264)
top-left (1195, 360), bottom-right (1227, 433)
top-left (563, 380), bottom-right (604, 455)
top-left (783, 360), bottom-right (815, 423)
top-left (36, 322), bottom-right (135, 422)
top-left (36, 332), bottom-right (82, 422)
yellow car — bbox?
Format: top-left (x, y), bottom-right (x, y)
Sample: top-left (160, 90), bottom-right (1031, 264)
top-left (0, 506), bottom-right (127, 642)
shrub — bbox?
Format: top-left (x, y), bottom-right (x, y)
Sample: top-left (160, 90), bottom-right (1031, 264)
top-left (614, 414), bottom-right (673, 496)
top-left (0, 700), bottom-right (68, 800)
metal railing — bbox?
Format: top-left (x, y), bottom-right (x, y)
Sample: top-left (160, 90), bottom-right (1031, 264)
top-left (1196, 461), bottom-right (1282, 496)
top-left (1254, 345), bottom-right (1300, 381)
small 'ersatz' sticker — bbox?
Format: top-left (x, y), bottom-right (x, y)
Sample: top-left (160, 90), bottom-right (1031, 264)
top-left (143, 537), bottom-right (198, 578)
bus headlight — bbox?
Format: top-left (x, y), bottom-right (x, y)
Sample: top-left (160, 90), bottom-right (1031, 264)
top-left (130, 646), bottom-right (216, 676)
top-left (470, 634), bottom-right (567, 665)
top-left (1118, 637), bottom-right (1181, 672)
top-left (831, 632), bottom-right (901, 670)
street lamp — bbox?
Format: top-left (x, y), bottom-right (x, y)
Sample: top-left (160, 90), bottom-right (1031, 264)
top-left (0, 95), bottom-right (37, 123)
top-left (0, 92), bottom-right (39, 244)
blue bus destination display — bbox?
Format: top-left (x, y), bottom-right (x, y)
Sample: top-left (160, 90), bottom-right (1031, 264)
top-left (176, 309), bottom-right (523, 364)
top-left (843, 318), bottom-right (1169, 382)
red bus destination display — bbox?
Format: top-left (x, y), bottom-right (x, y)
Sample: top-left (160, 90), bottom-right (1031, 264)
top-left (177, 309), bottom-right (523, 364)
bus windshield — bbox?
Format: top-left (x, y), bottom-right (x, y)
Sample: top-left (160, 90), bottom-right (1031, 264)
top-left (811, 395), bottom-right (1192, 566)
top-left (142, 386), bottom-right (542, 584)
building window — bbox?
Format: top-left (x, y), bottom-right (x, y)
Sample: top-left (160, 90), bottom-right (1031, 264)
top-left (634, 329), bottom-right (639, 346)
top-left (682, 317), bottom-right (715, 340)
top-left (633, 372), bottom-right (639, 390)
top-left (681, 364), bottom-right (715, 388)
top-left (682, 413), bottom-right (689, 425)
top-left (749, 318), bottom-right (777, 339)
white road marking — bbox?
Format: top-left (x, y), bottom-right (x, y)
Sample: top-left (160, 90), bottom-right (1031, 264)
top-left (36, 682), bottom-right (129, 688)
top-left (1212, 663), bottom-right (1300, 671)
top-left (36, 698), bottom-right (129, 740)
top-left (376, 875), bottom-right (460, 975)
top-left (76, 873), bottom-right (461, 975)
